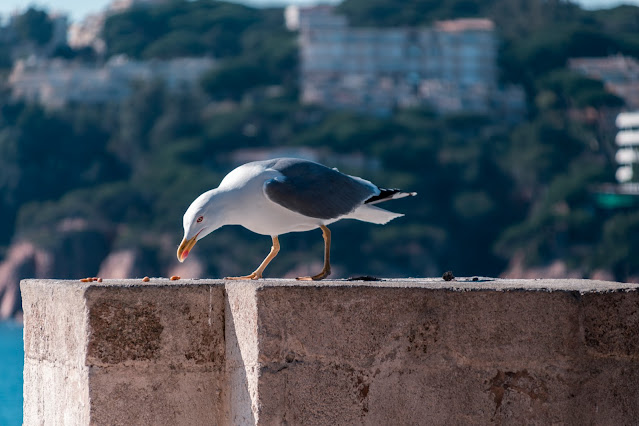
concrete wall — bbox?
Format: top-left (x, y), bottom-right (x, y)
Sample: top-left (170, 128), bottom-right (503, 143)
top-left (22, 278), bottom-right (639, 425)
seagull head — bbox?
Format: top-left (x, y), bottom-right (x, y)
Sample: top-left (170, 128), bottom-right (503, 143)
top-left (177, 189), bottom-right (224, 262)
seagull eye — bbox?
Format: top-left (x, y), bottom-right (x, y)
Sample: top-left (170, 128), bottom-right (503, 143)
top-left (196, 216), bottom-right (204, 223)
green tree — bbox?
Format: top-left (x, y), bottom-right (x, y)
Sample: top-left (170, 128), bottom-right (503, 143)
top-left (201, 59), bottom-right (272, 100)
top-left (103, 0), bottom-right (260, 59)
top-left (12, 8), bottom-right (53, 46)
top-left (537, 70), bottom-right (624, 110)
top-left (595, 212), bottom-right (639, 279)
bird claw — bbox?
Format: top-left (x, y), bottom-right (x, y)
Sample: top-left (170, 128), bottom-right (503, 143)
top-left (225, 272), bottom-right (261, 280)
top-left (296, 269), bottom-right (331, 281)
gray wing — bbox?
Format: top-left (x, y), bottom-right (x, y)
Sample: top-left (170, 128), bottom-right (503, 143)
top-left (263, 158), bottom-right (378, 220)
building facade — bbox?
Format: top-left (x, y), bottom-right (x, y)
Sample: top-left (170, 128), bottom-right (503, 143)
top-left (8, 56), bottom-right (215, 109)
top-left (288, 5), bottom-right (523, 117)
top-left (569, 55), bottom-right (639, 110)
top-left (615, 112), bottom-right (639, 184)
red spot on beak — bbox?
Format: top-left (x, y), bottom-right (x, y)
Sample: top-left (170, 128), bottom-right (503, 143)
top-left (183, 249), bottom-right (190, 259)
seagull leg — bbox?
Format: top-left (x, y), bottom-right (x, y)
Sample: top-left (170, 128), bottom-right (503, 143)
top-left (297, 225), bottom-right (331, 281)
top-left (226, 236), bottom-right (280, 280)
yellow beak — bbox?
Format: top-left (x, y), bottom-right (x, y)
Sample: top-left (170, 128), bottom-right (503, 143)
top-left (177, 235), bottom-right (198, 263)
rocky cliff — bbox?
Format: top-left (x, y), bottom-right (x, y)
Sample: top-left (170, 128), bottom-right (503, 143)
top-left (0, 242), bottom-right (51, 321)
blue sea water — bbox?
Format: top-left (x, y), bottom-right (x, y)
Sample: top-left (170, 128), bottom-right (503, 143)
top-left (0, 322), bottom-right (23, 426)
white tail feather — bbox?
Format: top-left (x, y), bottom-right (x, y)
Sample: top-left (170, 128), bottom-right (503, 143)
top-left (343, 205), bottom-right (404, 225)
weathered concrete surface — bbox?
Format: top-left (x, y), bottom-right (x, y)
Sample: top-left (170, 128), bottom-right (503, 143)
top-left (22, 278), bottom-right (639, 425)
top-left (250, 279), bottom-right (639, 425)
top-left (85, 283), bottom-right (226, 425)
top-left (22, 280), bottom-right (90, 425)
top-left (22, 279), bottom-right (227, 426)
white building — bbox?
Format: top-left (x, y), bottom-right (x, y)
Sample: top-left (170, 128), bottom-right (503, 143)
top-left (288, 5), bottom-right (523, 116)
top-left (569, 55), bottom-right (639, 109)
top-left (8, 56), bottom-right (215, 109)
top-left (615, 112), bottom-right (639, 183)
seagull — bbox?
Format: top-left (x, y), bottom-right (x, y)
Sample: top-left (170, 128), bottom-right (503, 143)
top-left (177, 158), bottom-right (416, 280)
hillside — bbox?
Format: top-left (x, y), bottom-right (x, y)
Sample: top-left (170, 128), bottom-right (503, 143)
top-left (1, 0), bottom-right (638, 319)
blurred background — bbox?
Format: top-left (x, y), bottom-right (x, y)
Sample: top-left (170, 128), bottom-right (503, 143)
top-left (2, 0), bottom-right (639, 423)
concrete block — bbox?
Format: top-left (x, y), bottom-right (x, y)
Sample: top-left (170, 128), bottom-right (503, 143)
top-left (22, 278), bottom-right (639, 426)
top-left (249, 279), bottom-right (639, 425)
top-left (22, 279), bottom-right (227, 426)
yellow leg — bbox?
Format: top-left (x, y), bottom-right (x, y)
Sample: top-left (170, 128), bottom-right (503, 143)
top-left (226, 236), bottom-right (280, 280)
top-left (297, 225), bottom-right (331, 281)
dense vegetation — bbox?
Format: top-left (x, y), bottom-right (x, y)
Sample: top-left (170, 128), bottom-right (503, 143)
top-left (0, 0), bottom-right (638, 280)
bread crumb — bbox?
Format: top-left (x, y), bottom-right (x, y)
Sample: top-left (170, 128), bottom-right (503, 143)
top-left (97, 278), bottom-right (103, 282)
top-left (80, 278), bottom-right (90, 282)
top-left (170, 275), bottom-right (180, 281)
top-left (142, 276), bottom-right (150, 282)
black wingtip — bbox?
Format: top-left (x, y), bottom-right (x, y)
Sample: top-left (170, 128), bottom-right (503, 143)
top-left (365, 188), bottom-right (416, 204)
